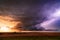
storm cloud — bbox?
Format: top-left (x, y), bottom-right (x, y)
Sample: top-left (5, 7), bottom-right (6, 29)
top-left (0, 0), bottom-right (60, 31)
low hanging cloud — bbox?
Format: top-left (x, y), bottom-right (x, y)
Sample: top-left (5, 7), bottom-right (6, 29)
top-left (0, 0), bottom-right (60, 31)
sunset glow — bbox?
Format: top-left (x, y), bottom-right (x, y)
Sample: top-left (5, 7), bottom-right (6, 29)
top-left (0, 16), bottom-right (20, 32)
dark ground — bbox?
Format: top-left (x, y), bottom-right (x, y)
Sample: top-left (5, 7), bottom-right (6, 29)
top-left (0, 36), bottom-right (60, 40)
top-left (0, 32), bottom-right (60, 40)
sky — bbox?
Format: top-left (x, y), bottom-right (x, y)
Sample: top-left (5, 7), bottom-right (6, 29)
top-left (0, 0), bottom-right (60, 31)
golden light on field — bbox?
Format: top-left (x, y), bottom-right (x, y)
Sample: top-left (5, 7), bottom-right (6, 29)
top-left (0, 16), bottom-right (21, 32)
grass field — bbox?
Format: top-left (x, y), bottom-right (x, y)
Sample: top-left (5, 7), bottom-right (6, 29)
top-left (0, 36), bottom-right (60, 40)
top-left (0, 31), bottom-right (60, 40)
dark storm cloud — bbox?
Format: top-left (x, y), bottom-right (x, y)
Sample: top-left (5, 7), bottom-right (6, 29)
top-left (0, 0), bottom-right (60, 30)
top-left (0, 0), bottom-right (45, 24)
top-left (0, 0), bottom-right (45, 30)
